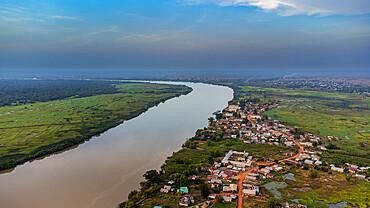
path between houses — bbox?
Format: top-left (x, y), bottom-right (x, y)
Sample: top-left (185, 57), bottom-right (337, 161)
top-left (236, 167), bottom-right (259, 208)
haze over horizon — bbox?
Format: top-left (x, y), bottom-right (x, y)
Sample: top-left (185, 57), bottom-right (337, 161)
top-left (0, 0), bottom-right (369, 72)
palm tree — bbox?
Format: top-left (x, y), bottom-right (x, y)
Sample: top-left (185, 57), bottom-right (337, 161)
top-left (208, 117), bottom-right (215, 124)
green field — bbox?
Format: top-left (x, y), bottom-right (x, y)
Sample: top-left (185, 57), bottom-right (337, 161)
top-left (0, 82), bottom-right (191, 171)
top-left (213, 202), bottom-right (237, 208)
top-left (281, 167), bottom-right (369, 208)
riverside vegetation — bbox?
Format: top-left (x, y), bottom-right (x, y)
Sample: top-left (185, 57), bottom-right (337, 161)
top-left (0, 80), bottom-right (192, 171)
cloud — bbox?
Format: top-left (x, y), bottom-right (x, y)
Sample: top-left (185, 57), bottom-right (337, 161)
top-left (85, 25), bottom-right (120, 36)
top-left (184, 0), bottom-right (370, 16)
top-left (118, 28), bottom-right (190, 43)
top-left (50, 15), bottom-right (84, 21)
top-left (123, 13), bottom-right (154, 21)
top-left (119, 33), bottom-right (181, 42)
top-left (0, 15), bottom-right (44, 22)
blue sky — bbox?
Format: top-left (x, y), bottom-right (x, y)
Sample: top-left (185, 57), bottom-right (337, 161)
top-left (0, 0), bottom-right (369, 71)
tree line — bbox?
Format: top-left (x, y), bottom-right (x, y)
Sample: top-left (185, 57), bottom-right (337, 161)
top-left (0, 80), bottom-right (120, 107)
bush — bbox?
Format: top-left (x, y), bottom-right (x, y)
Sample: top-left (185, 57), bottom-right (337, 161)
top-left (310, 170), bottom-right (319, 178)
top-left (267, 197), bottom-right (280, 208)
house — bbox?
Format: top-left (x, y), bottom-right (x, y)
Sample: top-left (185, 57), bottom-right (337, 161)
top-left (223, 196), bottom-right (232, 202)
top-left (259, 167), bottom-right (271, 175)
top-left (312, 155), bottom-right (321, 161)
top-left (188, 175), bottom-right (198, 180)
top-left (224, 171), bottom-right (236, 178)
top-left (208, 179), bottom-right (222, 184)
top-left (243, 184), bottom-right (259, 196)
top-left (179, 186), bottom-right (189, 194)
top-left (285, 141), bottom-right (293, 146)
top-left (245, 175), bottom-right (257, 180)
top-left (227, 105), bottom-right (239, 112)
top-left (304, 160), bottom-right (314, 165)
top-left (355, 174), bottom-right (366, 179)
top-left (314, 160), bottom-right (322, 165)
top-left (208, 194), bottom-right (217, 199)
top-left (222, 150), bottom-right (233, 164)
top-left (331, 166), bottom-right (344, 172)
top-left (349, 168), bottom-right (356, 174)
top-left (267, 173), bottom-right (274, 179)
top-left (347, 164), bottom-right (358, 169)
top-left (274, 166), bottom-right (283, 171)
top-left (225, 113), bottom-right (233, 117)
top-left (300, 142), bottom-right (313, 147)
top-left (223, 184), bottom-right (238, 192)
top-left (179, 195), bottom-right (194, 206)
top-left (243, 189), bottom-right (258, 195)
top-left (160, 185), bottom-right (171, 193)
top-left (317, 146), bottom-right (327, 150)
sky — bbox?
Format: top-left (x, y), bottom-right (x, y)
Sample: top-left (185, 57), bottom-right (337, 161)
top-left (0, 0), bottom-right (369, 72)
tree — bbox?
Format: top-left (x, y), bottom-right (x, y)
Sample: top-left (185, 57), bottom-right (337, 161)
top-left (207, 139), bottom-right (212, 146)
top-left (174, 174), bottom-right (188, 187)
top-left (200, 183), bottom-right (211, 198)
top-left (215, 113), bottom-right (223, 120)
top-left (310, 170), bottom-right (319, 178)
top-left (184, 140), bottom-right (197, 149)
top-left (344, 166), bottom-right (349, 173)
top-left (216, 195), bottom-right (223, 203)
top-left (303, 164), bottom-right (309, 170)
top-left (205, 155), bottom-right (214, 164)
top-left (208, 117), bottom-right (215, 124)
top-left (267, 197), bottom-right (280, 208)
top-left (143, 170), bottom-right (161, 185)
top-left (213, 187), bottom-right (221, 193)
top-left (128, 190), bottom-right (138, 199)
top-left (327, 143), bottom-right (339, 150)
top-left (124, 201), bottom-right (139, 208)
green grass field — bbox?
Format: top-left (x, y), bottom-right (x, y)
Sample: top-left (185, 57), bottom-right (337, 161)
top-left (213, 202), bottom-right (237, 208)
top-left (0, 82), bottom-right (191, 171)
top-left (281, 167), bottom-right (369, 208)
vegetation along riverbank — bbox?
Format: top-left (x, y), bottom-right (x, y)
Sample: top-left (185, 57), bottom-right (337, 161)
top-left (0, 80), bottom-right (192, 172)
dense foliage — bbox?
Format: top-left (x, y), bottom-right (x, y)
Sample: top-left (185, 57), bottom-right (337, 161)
top-left (0, 80), bottom-right (120, 107)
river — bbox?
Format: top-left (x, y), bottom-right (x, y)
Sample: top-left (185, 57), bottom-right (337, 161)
top-left (0, 81), bottom-right (233, 208)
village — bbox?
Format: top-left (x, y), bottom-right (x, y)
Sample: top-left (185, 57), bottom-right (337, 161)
top-left (155, 101), bottom-right (369, 208)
